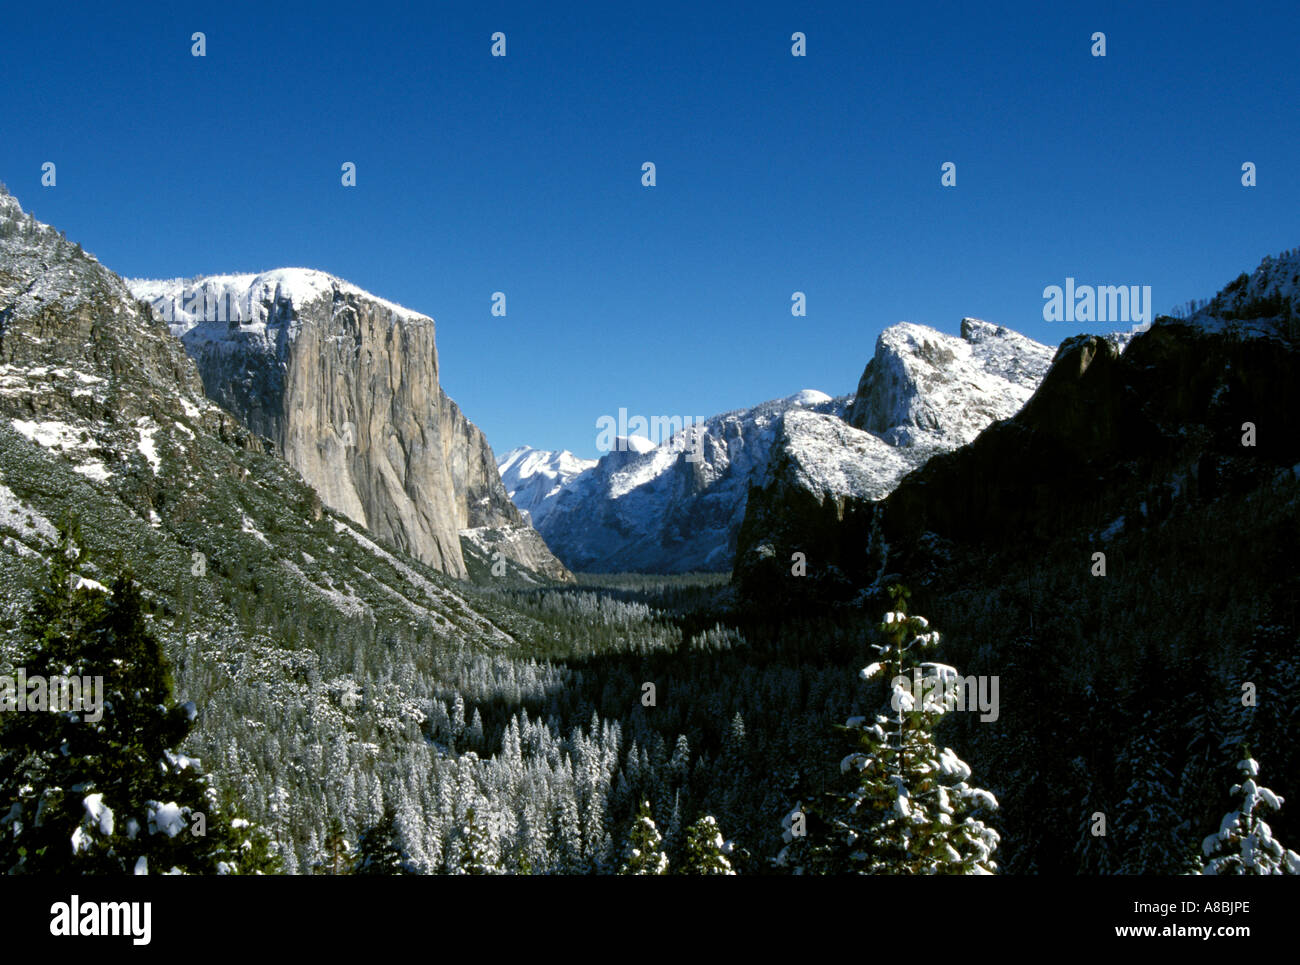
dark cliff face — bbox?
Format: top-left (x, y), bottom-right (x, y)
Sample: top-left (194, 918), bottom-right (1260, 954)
top-left (735, 308), bottom-right (1300, 608)
top-left (882, 323), bottom-right (1300, 556)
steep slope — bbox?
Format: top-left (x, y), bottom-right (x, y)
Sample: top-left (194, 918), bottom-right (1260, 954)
top-left (497, 446), bottom-right (597, 527)
top-left (127, 271), bottom-right (570, 583)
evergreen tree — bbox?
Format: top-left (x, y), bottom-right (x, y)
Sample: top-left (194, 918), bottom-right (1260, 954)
top-left (1116, 709), bottom-right (1192, 873)
top-left (459, 806), bottom-right (498, 875)
top-left (681, 814), bottom-right (735, 875)
top-left (1201, 750), bottom-right (1300, 875)
top-left (0, 521), bottom-right (274, 874)
top-left (807, 585), bottom-right (999, 874)
top-left (620, 799), bottom-right (668, 874)
top-left (352, 813), bottom-right (414, 874)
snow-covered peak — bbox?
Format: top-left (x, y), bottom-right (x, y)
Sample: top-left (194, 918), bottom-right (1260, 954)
top-left (848, 319), bottom-right (1054, 449)
top-left (785, 388), bottom-right (833, 407)
top-left (127, 269), bottom-right (431, 338)
top-left (497, 446), bottom-right (598, 528)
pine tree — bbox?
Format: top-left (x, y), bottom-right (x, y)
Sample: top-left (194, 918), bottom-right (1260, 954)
top-left (0, 521), bottom-right (274, 874)
top-left (352, 813), bottom-right (414, 874)
top-left (681, 814), bottom-right (735, 875)
top-left (460, 807), bottom-right (498, 875)
top-left (812, 585), bottom-right (999, 874)
top-left (1201, 750), bottom-right (1300, 875)
top-left (620, 799), bottom-right (668, 874)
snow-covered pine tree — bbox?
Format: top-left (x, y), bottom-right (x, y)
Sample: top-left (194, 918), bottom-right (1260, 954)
top-left (620, 799), bottom-right (668, 874)
top-left (1201, 750), bottom-right (1300, 875)
top-left (0, 520), bottom-right (275, 874)
top-left (822, 584), bottom-right (1000, 874)
top-left (459, 806), bottom-right (499, 875)
top-left (681, 815), bottom-right (735, 875)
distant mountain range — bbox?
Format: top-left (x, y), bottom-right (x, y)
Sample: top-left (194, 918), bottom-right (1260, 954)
top-left (504, 320), bottom-right (1056, 574)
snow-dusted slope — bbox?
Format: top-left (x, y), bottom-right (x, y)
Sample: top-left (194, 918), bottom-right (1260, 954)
top-left (497, 446), bottom-right (597, 527)
top-left (1170, 247), bottom-right (1300, 339)
top-left (528, 391), bottom-right (846, 573)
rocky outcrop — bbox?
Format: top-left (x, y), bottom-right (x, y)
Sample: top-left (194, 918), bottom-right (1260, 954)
top-left (735, 251), bottom-right (1300, 605)
top-left (847, 318), bottom-right (1054, 449)
top-left (128, 270), bottom-right (570, 582)
top-left (734, 320), bottom-right (1053, 597)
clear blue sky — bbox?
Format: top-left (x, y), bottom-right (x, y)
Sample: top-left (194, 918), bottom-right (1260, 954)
top-left (3, 0), bottom-right (1297, 458)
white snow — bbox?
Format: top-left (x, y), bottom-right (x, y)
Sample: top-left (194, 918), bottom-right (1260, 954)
top-left (73, 461), bottom-right (113, 482)
top-left (126, 268), bottom-right (433, 339)
top-left (11, 419), bottom-right (86, 451)
top-left (83, 793), bottom-right (114, 835)
top-left (147, 802), bottom-right (186, 838)
top-left (135, 419), bottom-right (161, 473)
top-left (786, 388), bottom-right (833, 406)
top-left (0, 481), bottom-right (58, 543)
top-left (240, 514), bottom-right (270, 545)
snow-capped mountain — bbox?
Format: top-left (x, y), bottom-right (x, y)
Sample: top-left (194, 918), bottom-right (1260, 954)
top-left (521, 390), bottom-right (851, 573)
top-left (126, 270), bottom-right (570, 582)
top-left (497, 446), bottom-right (598, 527)
top-left (516, 320), bottom-right (1053, 576)
top-left (846, 318), bottom-right (1055, 450)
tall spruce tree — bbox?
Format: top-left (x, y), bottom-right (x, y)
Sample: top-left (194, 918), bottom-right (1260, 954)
top-left (0, 520), bottom-right (276, 874)
top-left (798, 585), bottom-right (1000, 874)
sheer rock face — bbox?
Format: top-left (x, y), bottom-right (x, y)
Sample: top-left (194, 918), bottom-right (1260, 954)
top-left (128, 271), bottom-right (569, 582)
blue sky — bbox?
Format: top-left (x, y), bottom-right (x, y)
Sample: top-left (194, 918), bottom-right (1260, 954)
top-left (3, 0), bottom-right (1297, 458)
